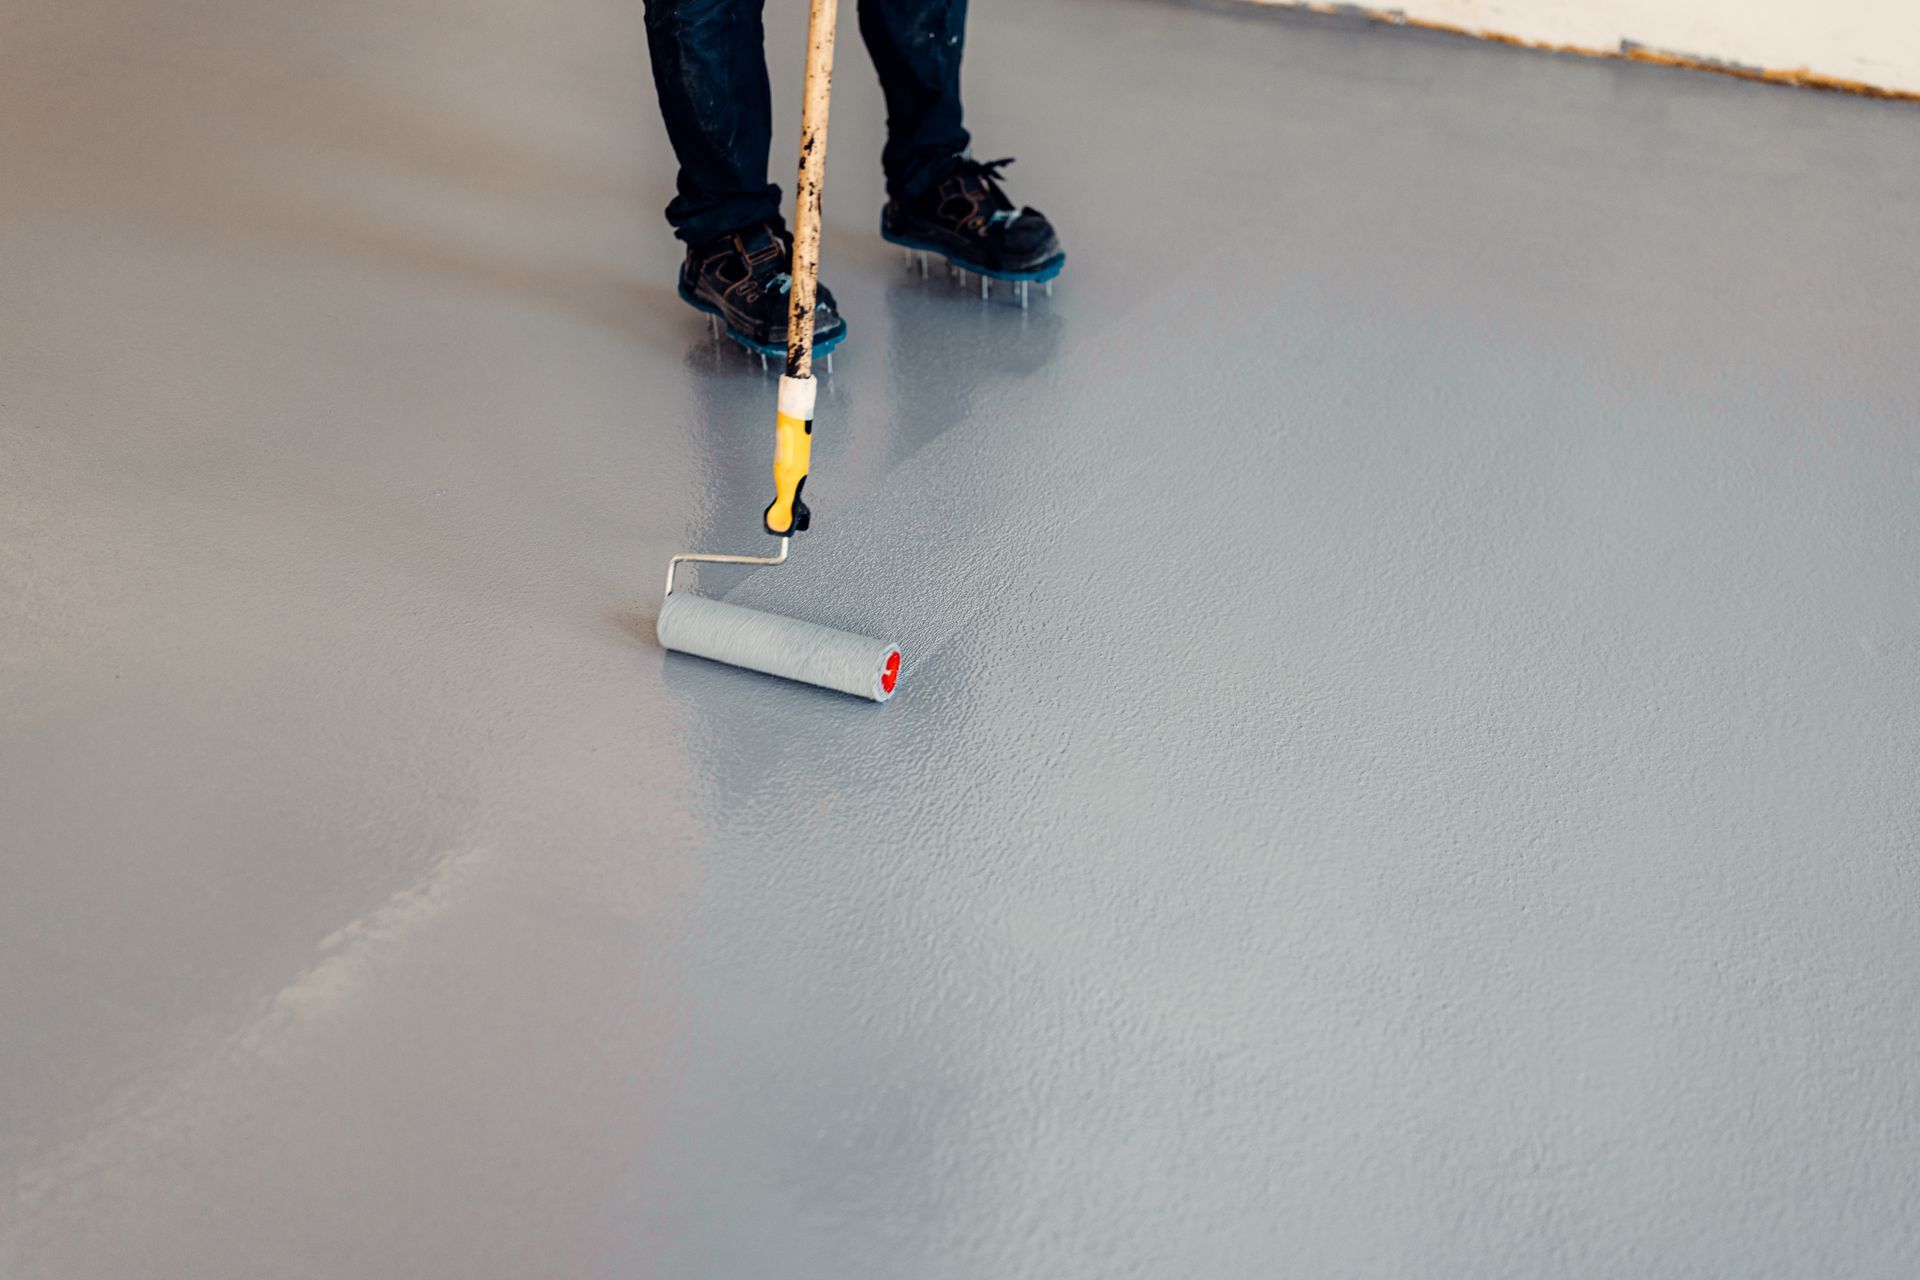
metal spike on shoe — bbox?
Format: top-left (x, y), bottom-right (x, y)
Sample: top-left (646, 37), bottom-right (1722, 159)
top-left (824, 352), bottom-right (833, 374)
top-left (708, 314), bottom-right (720, 339)
top-left (980, 274), bottom-right (989, 300)
top-left (1017, 281), bottom-right (1029, 309)
top-left (1044, 279), bottom-right (1054, 298)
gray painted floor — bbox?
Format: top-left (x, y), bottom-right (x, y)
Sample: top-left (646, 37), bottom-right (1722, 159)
top-left (5, 0), bottom-right (1919, 1275)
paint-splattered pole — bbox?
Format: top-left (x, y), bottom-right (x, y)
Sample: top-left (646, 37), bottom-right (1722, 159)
top-left (784, 0), bottom-right (838, 381)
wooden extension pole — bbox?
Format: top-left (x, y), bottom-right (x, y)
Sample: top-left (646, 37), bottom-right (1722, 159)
top-left (784, 0), bottom-right (838, 379)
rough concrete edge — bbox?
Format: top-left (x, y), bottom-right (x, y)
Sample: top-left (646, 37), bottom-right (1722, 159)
top-left (1240, 0), bottom-right (1920, 102)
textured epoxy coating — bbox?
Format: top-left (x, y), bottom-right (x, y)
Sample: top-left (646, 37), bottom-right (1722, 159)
top-left (4, 1), bottom-right (1919, 1276)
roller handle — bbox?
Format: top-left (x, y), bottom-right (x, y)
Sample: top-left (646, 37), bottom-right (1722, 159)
top-left (765, 0), bottom-right (835, 536)
top-left (764, 390), bottom-right (812, 536)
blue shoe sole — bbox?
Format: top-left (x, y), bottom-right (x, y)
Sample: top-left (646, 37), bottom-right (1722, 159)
top-left (879, 231), bottom-right (1067, 284)
top-left (678, 282), bottom-right (847, 361)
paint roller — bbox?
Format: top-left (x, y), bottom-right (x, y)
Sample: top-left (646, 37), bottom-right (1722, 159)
top-left (656, 0), bottom-right (901, 703)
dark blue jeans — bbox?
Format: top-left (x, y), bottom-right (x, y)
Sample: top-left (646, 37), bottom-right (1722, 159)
top-left (644, 0), bottom-right (970, 245)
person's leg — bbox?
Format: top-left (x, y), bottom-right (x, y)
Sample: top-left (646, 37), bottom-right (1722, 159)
top-left (643, 0), bottom-right (783, 244)
top-left (861, 0), bottom-right (1062, 285)
top-left (857, 0), bottom-right (971, 205)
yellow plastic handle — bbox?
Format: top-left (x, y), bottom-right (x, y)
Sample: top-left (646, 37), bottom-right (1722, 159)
top-left (763, 409), bottom-right (813, 535)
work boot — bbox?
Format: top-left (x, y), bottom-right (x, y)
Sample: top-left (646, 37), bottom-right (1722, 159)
top-left (881, 156), bottom-right (1065, 292)
top-left (678, 221), bottom-right (847, 361)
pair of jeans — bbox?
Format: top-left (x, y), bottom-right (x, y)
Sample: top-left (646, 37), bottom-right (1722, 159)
top-left (644, 0), bottom-right (970, 245)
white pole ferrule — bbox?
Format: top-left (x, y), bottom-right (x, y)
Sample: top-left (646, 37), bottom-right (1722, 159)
top-left (777, 374), bottom-right (817, 420)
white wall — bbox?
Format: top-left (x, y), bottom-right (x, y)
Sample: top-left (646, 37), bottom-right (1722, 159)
top-left (1279, 0), bottom-right (1920, 96)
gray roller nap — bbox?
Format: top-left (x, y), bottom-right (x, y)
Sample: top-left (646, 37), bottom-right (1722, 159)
top-left (657, 593), bottom-right (900, 702)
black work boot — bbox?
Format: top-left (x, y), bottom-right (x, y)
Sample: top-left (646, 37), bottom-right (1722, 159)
top-left (881, 156), bottom-right (1065, 292)
top-left (678, 221), bottom-right (847, 361)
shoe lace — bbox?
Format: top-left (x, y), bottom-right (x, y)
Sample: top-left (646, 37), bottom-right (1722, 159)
top-left (954, 156), bottom-right (1021, 226)
top-left (733, 225), bottom-right (797, 301)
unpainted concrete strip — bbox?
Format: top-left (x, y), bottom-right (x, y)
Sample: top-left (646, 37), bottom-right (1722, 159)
top-left (1238, 0), bottom-right (1920, 101)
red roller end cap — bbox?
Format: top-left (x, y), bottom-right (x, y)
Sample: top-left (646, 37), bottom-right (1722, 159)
top-left (881, 650), bottom-right (901, 695)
